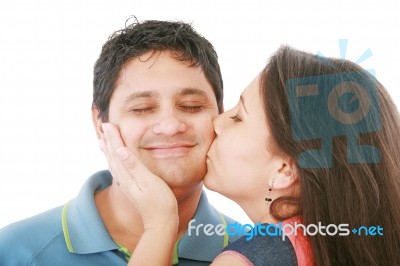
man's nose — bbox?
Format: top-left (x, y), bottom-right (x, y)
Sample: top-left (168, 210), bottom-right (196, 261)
top-left (152, 113), bottom-right (187, 136)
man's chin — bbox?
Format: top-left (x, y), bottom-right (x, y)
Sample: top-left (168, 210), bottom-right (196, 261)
top-left (152, 166), bottom-right (205, 186)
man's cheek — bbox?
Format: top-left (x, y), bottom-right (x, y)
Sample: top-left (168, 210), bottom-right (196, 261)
top-left (204, 130), bottom-right (216, 150)
top-left (197, 119), bottom-right (216, 142)
top-left (118, 125), bottom-right (143, 148)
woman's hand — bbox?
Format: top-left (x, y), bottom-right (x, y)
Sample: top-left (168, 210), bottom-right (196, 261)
top-left (100, 123), bottom-right (178, 265)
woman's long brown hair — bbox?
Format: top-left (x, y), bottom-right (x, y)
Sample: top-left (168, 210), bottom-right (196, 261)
top-left (262, 46), bottom-right (400, 265)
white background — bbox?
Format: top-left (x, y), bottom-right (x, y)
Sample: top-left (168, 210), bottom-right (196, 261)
top-left (0, 0), bottom-right (399, 228)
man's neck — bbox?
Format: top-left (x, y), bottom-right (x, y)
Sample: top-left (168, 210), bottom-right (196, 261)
top-left (173, 183), bottom-right (203, 240)
top-left (94, 183), bottom-right (203, 252)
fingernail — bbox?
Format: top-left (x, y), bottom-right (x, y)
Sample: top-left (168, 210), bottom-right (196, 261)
top-left (116, 147), bottom-right (130, 161)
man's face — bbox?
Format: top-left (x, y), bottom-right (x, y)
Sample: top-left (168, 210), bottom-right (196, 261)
top-left (98, 51), bottom-right (219, 191)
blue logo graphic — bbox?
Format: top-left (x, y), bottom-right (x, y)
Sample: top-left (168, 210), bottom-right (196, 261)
top-left (286, 40), bottom-right (382, 168)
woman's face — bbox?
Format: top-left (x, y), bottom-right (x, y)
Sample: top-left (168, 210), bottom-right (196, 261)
top-left (204, 74), bottom-right (284, 202)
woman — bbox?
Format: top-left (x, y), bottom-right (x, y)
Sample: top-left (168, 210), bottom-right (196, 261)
top-left (102, 46), bottom-right (400, 265)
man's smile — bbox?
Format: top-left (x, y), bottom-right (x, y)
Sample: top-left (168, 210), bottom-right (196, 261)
top-left (143, 143), bottom-right (197, 158)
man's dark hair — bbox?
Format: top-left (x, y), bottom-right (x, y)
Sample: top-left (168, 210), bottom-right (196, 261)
top-left (93, 19), bottom-right (223, 121)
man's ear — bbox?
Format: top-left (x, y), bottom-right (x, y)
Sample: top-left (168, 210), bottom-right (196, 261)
top-left (92, 106), bottom-right (104, 139)
top-left (269, 161), bottom-right (298, 190)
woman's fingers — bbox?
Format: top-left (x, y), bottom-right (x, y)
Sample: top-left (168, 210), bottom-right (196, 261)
top-left (101, 123), bottom-right (141, 193)
top-left (102, 123), bottom-right (155, 190)
top-left (100, 123), bottom-right (178, 223)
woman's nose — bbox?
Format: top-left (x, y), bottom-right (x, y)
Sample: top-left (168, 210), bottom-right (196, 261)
top-left (213, 113), bottom-right (224, 135)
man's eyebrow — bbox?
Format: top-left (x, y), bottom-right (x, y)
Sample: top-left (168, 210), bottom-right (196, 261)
top-left (240, 95), bottom-right (248, 114)
top-left (124, 91), bottom-right (157, 104)
top-left (178, 88), bottom-right (209, 98)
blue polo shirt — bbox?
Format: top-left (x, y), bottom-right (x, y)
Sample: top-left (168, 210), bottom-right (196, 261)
top-left (0, 170), bottom-right (239, 265)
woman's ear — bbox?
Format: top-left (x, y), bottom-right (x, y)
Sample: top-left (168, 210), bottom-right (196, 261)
top-left (269, 161), bottom-right (298, 190)
top-left (92, 106), bottom-right (104, 139)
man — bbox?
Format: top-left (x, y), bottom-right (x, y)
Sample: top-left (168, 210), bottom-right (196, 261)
top-left (0, 20), bottom-right (238, 265)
